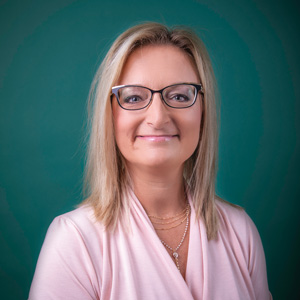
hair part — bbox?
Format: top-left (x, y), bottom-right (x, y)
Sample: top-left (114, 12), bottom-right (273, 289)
top-left (82, 22), bottom-right (221, 240)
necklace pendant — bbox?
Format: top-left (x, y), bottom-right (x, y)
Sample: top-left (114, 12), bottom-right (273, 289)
top-left (173, 252), bottom-right (180, 271)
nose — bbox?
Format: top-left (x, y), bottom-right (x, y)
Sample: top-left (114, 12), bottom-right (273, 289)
top-left (145, 93), bottom-right (170, 128)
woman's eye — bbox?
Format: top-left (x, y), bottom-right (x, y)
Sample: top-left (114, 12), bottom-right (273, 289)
top-left (170, 94), bottom-right (189, 102)
top-left (123, 95), bottom-right (143, 103)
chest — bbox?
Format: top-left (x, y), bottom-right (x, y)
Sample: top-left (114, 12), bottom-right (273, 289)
top-left (154, 221), bottom-right (190, 279)
top-left (95, 222), bottom-right (254, 300)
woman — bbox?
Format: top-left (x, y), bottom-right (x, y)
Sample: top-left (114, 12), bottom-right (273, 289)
top-left (29, 23), bottom-right (271, 299)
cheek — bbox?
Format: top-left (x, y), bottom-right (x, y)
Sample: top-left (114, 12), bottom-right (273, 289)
top-left (183, 105), bottom-right (202, 146)
top-left (112, 108), bottom-right (139, 151)
top-left (112, 106), bottom-right (126, 149)
top-left (186, 119), bottom-right (201, 150)
top-left (113, 113), bottom-right (127, 149)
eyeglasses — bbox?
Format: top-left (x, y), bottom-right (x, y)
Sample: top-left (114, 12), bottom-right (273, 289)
top-left (111, 83), bottom-right (203, 110)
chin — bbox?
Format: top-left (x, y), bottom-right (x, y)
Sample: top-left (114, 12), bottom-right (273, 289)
top-left (140, 155), bottom-right (184, 170)
top-left (124, 149), bottom-right (194, 170)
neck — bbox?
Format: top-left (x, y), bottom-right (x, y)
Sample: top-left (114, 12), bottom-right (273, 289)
top-left (127, 164), bottom-right (187, 218)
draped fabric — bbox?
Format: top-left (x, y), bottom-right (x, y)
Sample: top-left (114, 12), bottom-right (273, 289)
top-left (29, 191), bottom-right (271, 299)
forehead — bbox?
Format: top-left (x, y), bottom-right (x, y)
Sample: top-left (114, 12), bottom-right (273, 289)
top-left (118, 45), bottom-right (199, 88)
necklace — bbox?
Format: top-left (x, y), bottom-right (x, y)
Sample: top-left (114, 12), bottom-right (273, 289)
top-left (153, 206), bottom-right (189, 230)
top-left (148, 203), bottom-right (188, 220)
top-left (150, 208), bottom-right (187, 225)
top-left (160, 204), bottom-right (190, 271)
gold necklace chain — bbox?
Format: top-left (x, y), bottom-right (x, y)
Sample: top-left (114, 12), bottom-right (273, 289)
top-left (150, 208), bottom-right (188, 225)
top-left (153, 207), bottom-right (189, 230)
top-left (160, 205), bottom-right (190, 271)
top-left (148, 202), bottom-right (189, 220)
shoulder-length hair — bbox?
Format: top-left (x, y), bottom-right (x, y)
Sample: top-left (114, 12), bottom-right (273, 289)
top-left (82, 22), bottom-right (219, 240)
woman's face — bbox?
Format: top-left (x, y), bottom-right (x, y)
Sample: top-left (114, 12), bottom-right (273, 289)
top-left (112, 45), bottom-right (202, 171)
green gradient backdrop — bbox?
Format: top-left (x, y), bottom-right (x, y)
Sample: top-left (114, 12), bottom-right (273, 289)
top-left (0, 0), bottom-right (299, 299)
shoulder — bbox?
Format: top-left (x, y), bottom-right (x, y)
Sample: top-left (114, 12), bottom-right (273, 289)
top-left (29, 205), bottom-right (104, 299)
top-left (214, 198), bottom-right (264, 263)
top-left (53, 204), bottom-right (98, 225)
top-left (52, 204), bottom-right (104, 230)
top-left (214, 198), bottom-right (263, 251)
top-left (44, 205), bottom-right (106, 252)
top-left (214, 199), bottom-right (271, 299)
top-left (215, 198), bottom-right (257, 236)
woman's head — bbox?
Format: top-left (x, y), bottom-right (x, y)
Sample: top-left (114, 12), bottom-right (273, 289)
top-left (84, 22), bottom-right (219, 239)
top-left (112, 44), bottom-right (203, 174)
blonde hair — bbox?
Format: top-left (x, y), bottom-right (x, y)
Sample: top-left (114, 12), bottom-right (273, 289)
top-left (83, 22), bottom-right (220, 239)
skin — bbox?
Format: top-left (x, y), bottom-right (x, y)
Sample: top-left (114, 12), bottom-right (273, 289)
top-left (112, 44), bottom-right (202, 278)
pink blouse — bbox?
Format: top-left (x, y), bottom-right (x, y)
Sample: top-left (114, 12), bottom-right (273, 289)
top-left (29, 191), bottom-right (272, 299)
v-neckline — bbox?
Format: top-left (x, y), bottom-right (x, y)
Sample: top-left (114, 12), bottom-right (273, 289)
top-left (129, 189), bottom-right (196, 288)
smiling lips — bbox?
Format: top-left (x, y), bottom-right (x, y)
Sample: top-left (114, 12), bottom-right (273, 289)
top-left (136, 135), bottom-right (178, 142)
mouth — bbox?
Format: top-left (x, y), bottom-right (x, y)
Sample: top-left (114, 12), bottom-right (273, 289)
top-left (136, 135), bottom-right (179, 142)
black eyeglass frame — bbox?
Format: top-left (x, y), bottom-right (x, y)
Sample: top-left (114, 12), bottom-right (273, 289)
top-left (111, 83), bottom-right (204, 111)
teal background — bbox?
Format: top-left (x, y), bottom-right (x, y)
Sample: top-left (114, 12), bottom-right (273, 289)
top-left (0, 0), bottom-right (299, 298)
